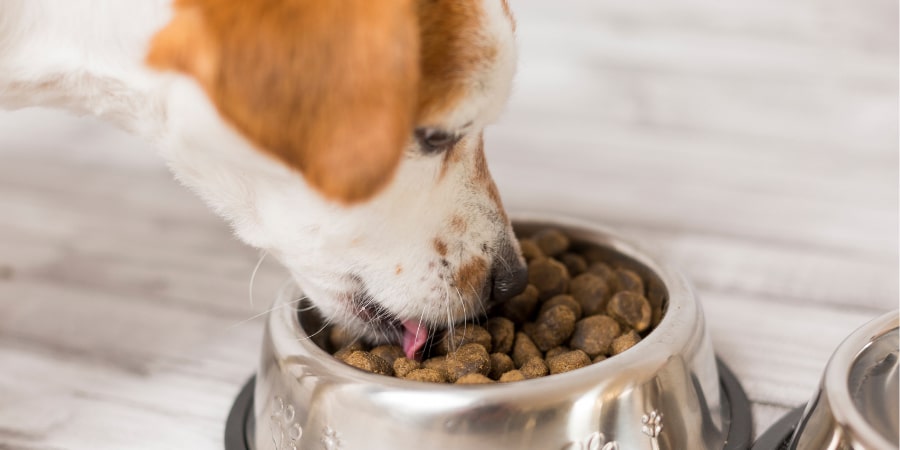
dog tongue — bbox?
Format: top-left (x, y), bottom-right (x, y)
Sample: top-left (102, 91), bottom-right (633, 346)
top-left (401, 319), bottom-right (429, 360)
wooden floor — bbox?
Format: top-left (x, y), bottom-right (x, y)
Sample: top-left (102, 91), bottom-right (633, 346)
top-left (1, 1), bottom-right (897, 449)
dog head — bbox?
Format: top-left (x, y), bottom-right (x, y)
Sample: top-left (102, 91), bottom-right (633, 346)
top-left (146, 0), bottom-right (524, 357)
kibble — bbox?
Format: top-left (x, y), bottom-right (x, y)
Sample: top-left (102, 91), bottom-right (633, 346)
top-left (533, 228), bottom-right (570, 257)
top-left (569, 314), bottom-right (620, 358)
top-left (329, 228), bottom-right (664, 383)
top-left (569, 273), bottom-right (611, 316)
top-left (512, 332), bottom-right (542, 368)
top-left (500, 284), bottom-right (540, 325)
top-left (547, 350), bottom-right (591, 374)
top-left (520, 356), bottom-right (549, 379)
top-left (559, 253), bottom-right (587, 276)
top-left (436, 324), bottom-right (492, 355)
top-left (405, 368), bottom-right (446, 383)
top-left (393, 357), bottom-right (420, 378)
top-left (370, 345), bottom-right (405, 367)
top-left (610, 330), bottom-right (642, 355)
top-left (518, 239), bottom-right (544, 261)
top-left (530, 305), bottom-right (577, 351)
top-left (345, 351), bottom-right (393, 376)
top-left (538, 294), bottom-right (583, 320)
top-left (488, 353), bottom-right (515, 380)
top-left (455, 373), bottom-right (494, 384)
top-left (444, 343), bottom-right (491, 382)
top-left (487, 317), bottom-right (515, 354)
top-left (607, 291), bottom-right (652, 332)
top-left (586, 262), bottom-right (618, 290)
top-left (499, 370), bottom-right (526, 383)
top-left (334, 342), bottom-right (366, 362)
top-left (615, 268), bottom-right (644, 295)
top-left (528, 258), bottom-right (570, 301)
top-left (544, 346), bottom-right (570, 360)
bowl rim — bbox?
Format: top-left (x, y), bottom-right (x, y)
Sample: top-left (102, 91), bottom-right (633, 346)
top-left (820, 309), bottom-right (899, 450)
top-left (269, 213), bottom-right (706, 395)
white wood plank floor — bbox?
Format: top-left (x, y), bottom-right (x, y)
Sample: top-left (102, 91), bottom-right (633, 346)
top-left (1, 1), bottom-right (897, 448)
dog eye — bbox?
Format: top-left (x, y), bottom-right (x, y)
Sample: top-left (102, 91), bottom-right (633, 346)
top-left (415, 128), bottom-right (461, 155)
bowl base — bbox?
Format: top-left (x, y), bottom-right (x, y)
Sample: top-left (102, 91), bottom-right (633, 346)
top-left (749, 406), bottom-right (805, 450)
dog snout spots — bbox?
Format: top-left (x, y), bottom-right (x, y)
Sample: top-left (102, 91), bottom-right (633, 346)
top-left (454, 257), bottom-right (489, 295)
top-left (433, 238), bottom-right (448, 257)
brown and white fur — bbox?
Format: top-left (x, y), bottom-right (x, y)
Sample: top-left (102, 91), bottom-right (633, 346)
top-left (0, 0), bottom-right (526, 357)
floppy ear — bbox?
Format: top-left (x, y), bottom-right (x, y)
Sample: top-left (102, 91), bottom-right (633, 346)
top-left (147, 0), bottom-right (420, 203)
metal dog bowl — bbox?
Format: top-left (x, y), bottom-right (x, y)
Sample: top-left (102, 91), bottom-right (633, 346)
top-left (752, 310), bottom-right (899, 450)
top-left (226, 216), bottom-right (752, 450)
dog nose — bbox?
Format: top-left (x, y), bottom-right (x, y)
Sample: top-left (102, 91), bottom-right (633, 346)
top-left (490, 256), bottom-right (528, 303)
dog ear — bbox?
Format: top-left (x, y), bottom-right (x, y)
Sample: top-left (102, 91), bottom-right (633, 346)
top-left (147, 0), bottom-right (420, 203)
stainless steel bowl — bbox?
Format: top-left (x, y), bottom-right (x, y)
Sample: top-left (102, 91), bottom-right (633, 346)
top-left (232, 216), bottom-right (751, 450)
top-left (788, 310), bottom-right (899, 450)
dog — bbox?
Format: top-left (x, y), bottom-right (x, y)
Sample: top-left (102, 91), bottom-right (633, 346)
top-left (0, 0), bottom-right (526, 359)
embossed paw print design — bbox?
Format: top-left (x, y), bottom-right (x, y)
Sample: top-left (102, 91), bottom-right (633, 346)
top-left (269, 396), bottom-right (303, 450)
top-left (641, 409), bottom-right (663, 450)
top-left (560, 431), bottom-right (619, 450)
top-left (321, 426), bottom-right (342, 450)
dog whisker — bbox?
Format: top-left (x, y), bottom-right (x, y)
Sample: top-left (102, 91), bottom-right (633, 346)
top-left (247, 250), bottom-right (269, 308)
top-left (229, 293), bottom-right (308, 329)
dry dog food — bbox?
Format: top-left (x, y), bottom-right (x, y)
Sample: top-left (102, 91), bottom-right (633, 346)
top-left (328, 228), bottom-right (666, 383)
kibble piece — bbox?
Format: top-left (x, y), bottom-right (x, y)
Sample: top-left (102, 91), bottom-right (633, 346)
top-left (518, 239), bottom-right (544, 261)
top-left (548, 350), bottom-right (591, 374)
top-left (586, 262), bottom-right (618, 289)
top-left (487, 317), bottom-right (515, 354)
top-left (522, 322), bottom-right (537, 340)
top-left (405, 368), bottom-right (446, 383)
top-left (370, 345), bottom-right (405, 367)
top-left (559, 253), bottom-right (588, 276)
top-left (488, 353), bottom-right (515, 380)
top-left (531, 305), bottom-right (577, 351)
top-left (533, 228), bottom-right (570, 257)
top-left (610, 330), bottom-right (642, 355)
top-left (393, 357), bottom-right (420, 378)
top-left (512, 332), bottom-right (542, 367)
top-left (592, 355), bottom-right (608, 364)
top-left (652, 306), bottom-right (665, 329)
top-left (444, 343), bottom-right (491, 382)
top-left (345, 351), bottom-right (393, 376)
top-left (569, 315), bottom-right (620, 358)
top-left (499, 370), bottom-right (526, 383)
top-left (615, 268), bottom-right (644, 295)
top-left (538, 294), bottom-right (583, 320)
top-left (528, 258), bottom-right (570, 301)
top-left (500, 284), bottom-right (540, 325)
top-left (422, 355), bottom-right (448, 377)
top-left (569, 273), bottom-right (611, 316)
top-left (455, 373), bottom-right (494, 384)
top-left (520, 356), bottom-right (549, 379)
top-left (334, 341), bottom-right (367, 362)
top-left (437, 324), bottom-right (493, 354)
top-left (580, 246), bottom-right (608, 265)
top-left (646, 282), bottom-right (667, 328)
top-left (607, 292), bottom-right (652, 332)
top-left (545, 346), bottom-right (570, 360)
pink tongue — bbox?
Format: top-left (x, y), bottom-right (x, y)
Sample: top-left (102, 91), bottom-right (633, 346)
top-left (401, 319), bottom-right (429, 360)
